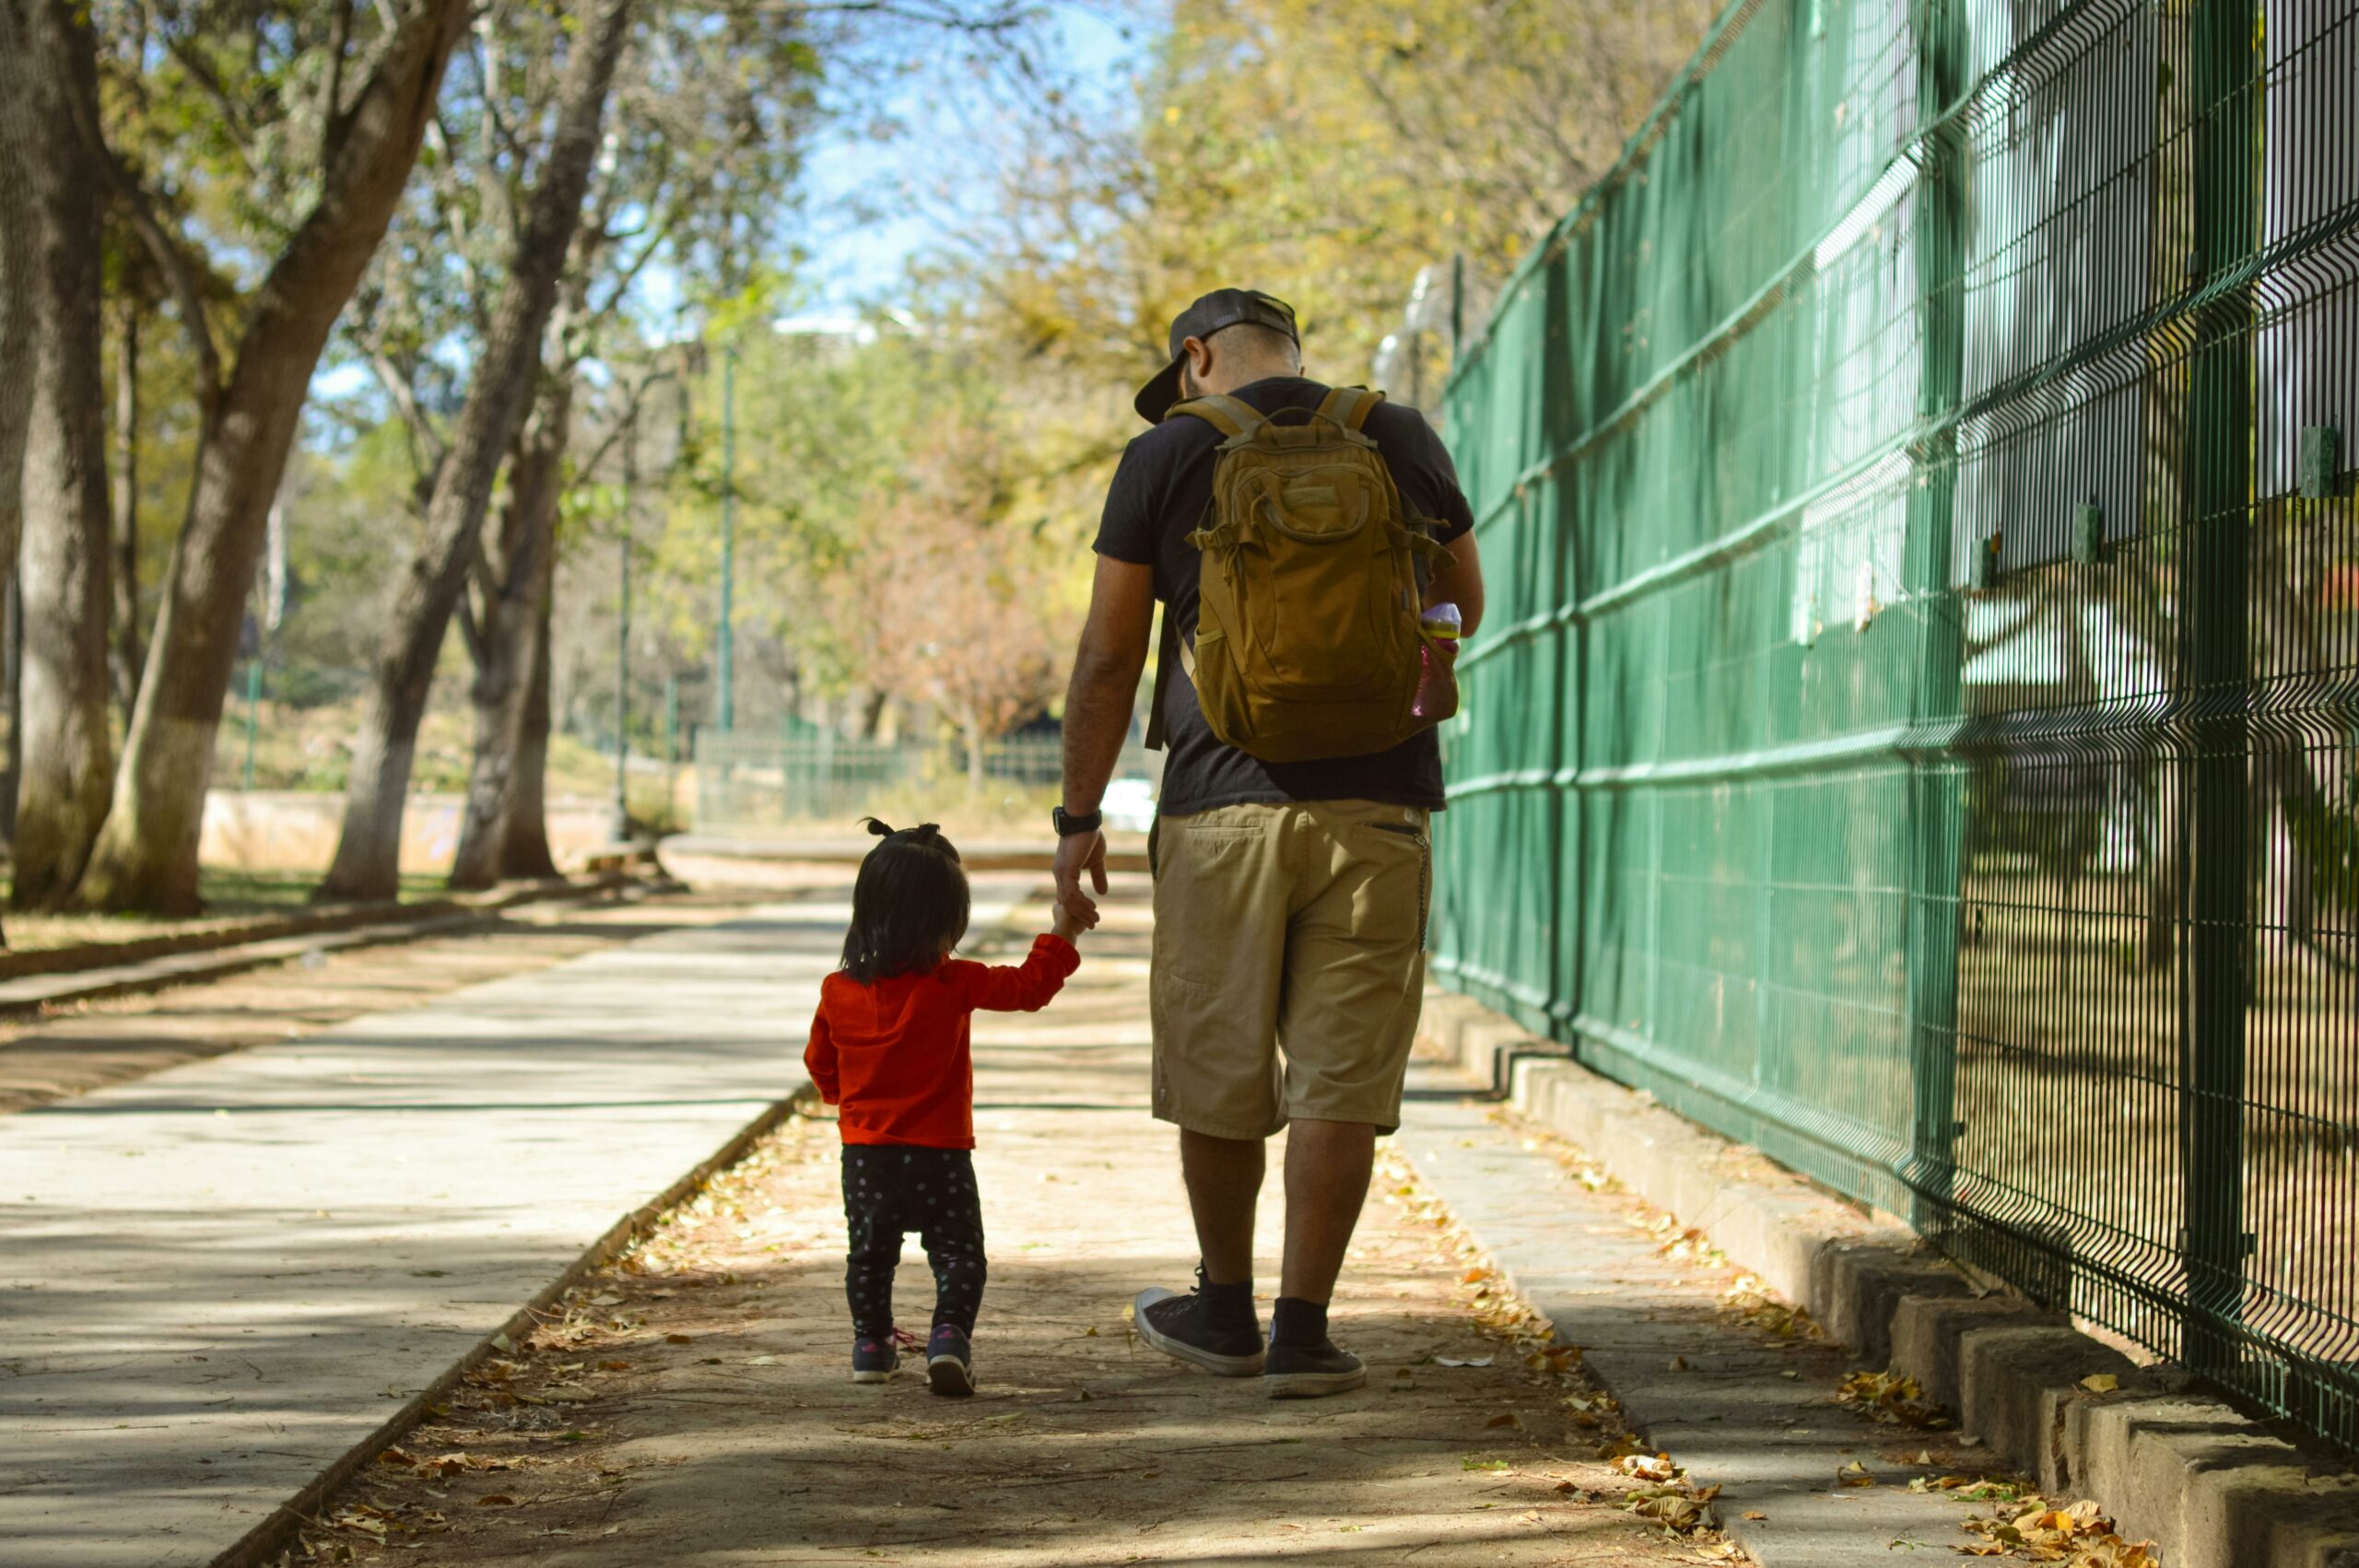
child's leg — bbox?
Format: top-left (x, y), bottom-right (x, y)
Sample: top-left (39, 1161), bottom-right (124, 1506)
top-left (841, 1146), bottom-right (903, 1337)
top-left (915, 1149), bottom-right (988, 1334)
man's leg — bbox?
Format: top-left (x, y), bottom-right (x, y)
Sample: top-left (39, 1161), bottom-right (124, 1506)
top-left (1180, 1128), bottom-right (1264, 1285)
top-left (1133, 804), bottom-right (1287, 1376)
top-left (1261, 801), bottom-right (1428, 1398)
top-left (1278, 1117), bottom-right (1376, 1303)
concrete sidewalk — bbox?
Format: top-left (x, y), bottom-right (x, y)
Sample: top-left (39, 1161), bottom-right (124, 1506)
top-left (1398, 1071), bottom-right (2003, 1568)
top-left (0, 877), bottom-right (1024, 1567)
top-left (285, 874), bottom-right (1719, 1567)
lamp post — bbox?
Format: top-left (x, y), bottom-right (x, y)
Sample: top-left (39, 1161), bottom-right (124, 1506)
top-left (716, 345), bottom-right (738, 733)
top-left (613, 365), bottom-right (683, 843)
top-left (613, 410), bottom-right (636, 843)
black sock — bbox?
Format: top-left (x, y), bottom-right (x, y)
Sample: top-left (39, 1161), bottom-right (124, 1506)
top-left (1201, 1276), bottom-right (1256, 1333)
top-left (1271, 1295), bottom-right (1327, 1350)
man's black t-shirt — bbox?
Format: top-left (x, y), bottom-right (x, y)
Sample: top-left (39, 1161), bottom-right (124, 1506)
top-left (1092, 376), bottom-right (1477, 818)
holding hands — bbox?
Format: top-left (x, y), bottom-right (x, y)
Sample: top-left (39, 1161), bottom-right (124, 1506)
top-left (1052, 820), bottom-right (1109, 938)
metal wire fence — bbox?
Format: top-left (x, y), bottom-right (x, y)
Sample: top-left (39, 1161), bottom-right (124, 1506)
top-left (694, 732), bottom-right (1159, 833)
top-left (1432, 0), bottom-right (2359, 1446)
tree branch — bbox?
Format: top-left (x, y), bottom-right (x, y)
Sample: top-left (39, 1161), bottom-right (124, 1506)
top-left (320, 0), bottom-right (355, 170)
top-left (586, 216), bottom-right (672, 324)
top-left (454, 579), bottom-right (490, 666)
top-left (369, 345), bottom-right (448, 469)
top-left (161, 35), bottom-right (269, 186)
top-left (77, 137), bottom-right (224, 412)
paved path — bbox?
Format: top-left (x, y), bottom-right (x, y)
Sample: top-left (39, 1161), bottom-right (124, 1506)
top-left (0, 878), bottom-right (1025, 1568)
top-left (1399, 1071), bottom-right (2007, 1568)
top-left (288, 875), bottom-right (1712, 1567)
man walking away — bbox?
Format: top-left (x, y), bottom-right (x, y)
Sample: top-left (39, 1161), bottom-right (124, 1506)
top-left (1052, 288), bottom-right (1485, 1398)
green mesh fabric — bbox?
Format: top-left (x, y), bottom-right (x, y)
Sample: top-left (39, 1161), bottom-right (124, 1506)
top-left (1434, 0), bottom-right (2359, 1447)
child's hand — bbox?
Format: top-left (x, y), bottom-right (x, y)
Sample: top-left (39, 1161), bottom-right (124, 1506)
top-left (1050, 899), bottom-right (1087, 944)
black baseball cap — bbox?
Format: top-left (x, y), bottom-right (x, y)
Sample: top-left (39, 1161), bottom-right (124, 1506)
top-left (1133, 287), bottom-right (1300, 424)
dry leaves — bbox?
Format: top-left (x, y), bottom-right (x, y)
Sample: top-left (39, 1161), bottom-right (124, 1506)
top-left (1956, 1495), bottom-right (2157, 1565)
top-left (1837, 1369), bottom-right (1954, 1430)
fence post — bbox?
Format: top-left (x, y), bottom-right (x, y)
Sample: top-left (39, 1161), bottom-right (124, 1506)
top-left (1903, 0), bottom-right (1969, 1236)
top-left (2181, 0), bottom-right (2255, 1375)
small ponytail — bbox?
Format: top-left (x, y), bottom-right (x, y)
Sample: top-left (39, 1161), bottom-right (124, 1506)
top-left (862, 816), bottom-right (945, 850)
top-left (843, 816), bottom-right (968, 982)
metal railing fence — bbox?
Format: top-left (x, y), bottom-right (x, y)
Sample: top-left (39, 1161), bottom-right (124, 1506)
top-left (694, 731), bottom-right (1157, 832)
top-left (1432, 0), bottom-right (2359, 1446)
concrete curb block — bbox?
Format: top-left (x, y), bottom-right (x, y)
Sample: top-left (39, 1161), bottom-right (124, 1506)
top-left (0, 874), bottom-right (624, 984)
top-left (0, 875), bottom-right (630, 1019)
top-left (212, 1083), bottom-right (820, 1568)
top-left (1417, 990), bottom-right (2359, 1568)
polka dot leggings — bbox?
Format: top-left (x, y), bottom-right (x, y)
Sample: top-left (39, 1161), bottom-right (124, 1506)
top-left (840, 1145), bottom-right (987, 1339)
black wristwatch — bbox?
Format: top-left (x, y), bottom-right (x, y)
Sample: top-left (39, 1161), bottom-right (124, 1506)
top-left (1053, 805), bottom-right (1103, 837)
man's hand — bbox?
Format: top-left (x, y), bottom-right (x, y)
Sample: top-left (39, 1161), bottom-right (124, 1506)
top-left (1053, 828), bottom-right (1109, 931)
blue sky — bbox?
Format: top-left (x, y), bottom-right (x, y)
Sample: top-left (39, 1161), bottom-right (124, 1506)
top-left (315, 8), bottom-right (1147, 406)
top-left (790, 6), bottom-right (1147, 318)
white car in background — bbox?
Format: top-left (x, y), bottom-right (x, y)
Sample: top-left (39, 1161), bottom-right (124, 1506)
top-left (1101, 777), bottom-right (1157, 834)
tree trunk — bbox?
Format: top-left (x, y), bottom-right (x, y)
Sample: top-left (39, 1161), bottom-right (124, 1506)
top-left (71, 0), bottom-right (470, 915)
top-left (0, 0), bottom-right (40, 932)
top-left (499, 578), bottom-right (561, 881)
top-left (450, 373), bottom-right (570, 889)
top-left (6, 0), bottom-right (114, 908)
top-left (319, 0), bottom-right (635, 902)
top-left (111, 296), bottom-right (142, 720)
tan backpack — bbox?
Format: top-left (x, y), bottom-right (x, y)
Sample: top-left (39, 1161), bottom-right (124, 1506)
top-left (1150, 386), bottom-right (1444, 764)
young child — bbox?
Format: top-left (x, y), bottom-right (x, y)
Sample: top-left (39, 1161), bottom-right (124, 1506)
top-left (804, 818), bottom-right (1083, 1396)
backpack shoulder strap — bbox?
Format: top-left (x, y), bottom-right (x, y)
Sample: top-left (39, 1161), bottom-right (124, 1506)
top-left (1315, 385), bottom-right (1386, 432)
top-left (1168, 394), bottom-right (1265, 440)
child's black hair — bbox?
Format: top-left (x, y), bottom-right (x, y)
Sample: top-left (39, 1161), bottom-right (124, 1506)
top-left (841, 817), bottom-right (970, 984)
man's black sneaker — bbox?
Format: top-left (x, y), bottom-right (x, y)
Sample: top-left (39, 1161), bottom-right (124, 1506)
top-left (927, 1323), bottom-right (976, 1398)
top-left (1133, 1274), bottom-right (1265, 1377)
top-left (851, 1333), bottom-right (900, 1383)
top-left (1262, 1339), bottom-right (1366, 1398)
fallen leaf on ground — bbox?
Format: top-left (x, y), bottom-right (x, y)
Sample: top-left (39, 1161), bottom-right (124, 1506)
top-left (1618, 1453), bottom-right (1680, 1482)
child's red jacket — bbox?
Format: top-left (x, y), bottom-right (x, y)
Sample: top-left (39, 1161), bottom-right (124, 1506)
top-left (804, 934), bottom-right (1079, 1149)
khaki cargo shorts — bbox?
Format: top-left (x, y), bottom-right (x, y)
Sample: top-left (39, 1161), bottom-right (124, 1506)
top-left (1148, 799), bottom-right (1430, 1139)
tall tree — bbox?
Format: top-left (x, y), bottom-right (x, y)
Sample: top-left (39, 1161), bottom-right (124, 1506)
top-left (319, 0), bottom-right (639, 902)
top-left (3, 0), bottom-right (116, 907)
top-left (449, 366), bottom-right (573, 887)
top-left (70, 0), bottom-right (472, 914)
top-left (0, 1), bottom-right (43, 944)
top-left (410, 2), bottom-right (816, 885)
top-left (110, 287), bottom-right (147, 718)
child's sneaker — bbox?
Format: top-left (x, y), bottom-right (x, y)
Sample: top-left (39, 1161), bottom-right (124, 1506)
top-left (926, 1323), bottom-right (976, 1398)
top-left (851, 1333), bottom-right (900, 1383)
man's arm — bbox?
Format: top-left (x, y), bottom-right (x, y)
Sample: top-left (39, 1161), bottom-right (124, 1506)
top-left (1056, 556), bottom-right (1156, 926)
top-left (1425, 531), bottom-right (1485, 637)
